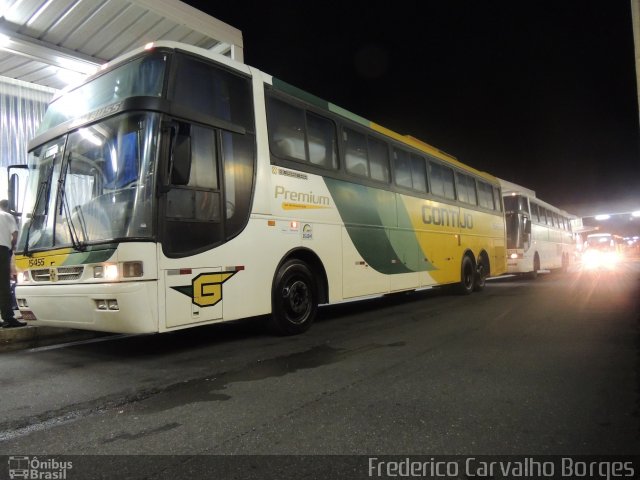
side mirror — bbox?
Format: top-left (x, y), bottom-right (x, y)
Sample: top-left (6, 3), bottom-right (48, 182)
top-left (524, 218), bottom-right (532, 234)
top-left (8, 173), bottom-right (18, 213)
top-left (7, 164), bottom-right (28, 215)
top-left (160, 122), bottom-right (191, 193)
top-left (171, 132), bottom-right (191, 185)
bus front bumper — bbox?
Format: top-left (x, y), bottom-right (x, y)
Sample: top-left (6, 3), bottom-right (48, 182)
top-left (15, 281), bottom-right (159, 334)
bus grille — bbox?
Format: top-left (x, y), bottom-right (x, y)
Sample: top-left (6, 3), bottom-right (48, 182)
top-left (31, 266), bottom-right (84, 282)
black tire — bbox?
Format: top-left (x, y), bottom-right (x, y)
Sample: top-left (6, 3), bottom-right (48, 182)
top-left (474, 257), bottom-right (488, 292)
top-left (269, 259), bottom-right (317, 335)
top-left (457, 255), bottom-right (475, 295)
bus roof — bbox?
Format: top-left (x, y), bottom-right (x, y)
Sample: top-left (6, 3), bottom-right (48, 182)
top-left (498, 177), bottom-right (576, 218)
top-left (497, 178), bottom-right (537, 197)
top-left (57, 40), bottom-right (499, 185)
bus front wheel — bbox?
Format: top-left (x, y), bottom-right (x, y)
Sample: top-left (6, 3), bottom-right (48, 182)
top-left (269, 259), bottom-right (317, 335)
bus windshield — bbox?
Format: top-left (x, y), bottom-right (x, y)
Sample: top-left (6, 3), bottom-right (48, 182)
top-left (506, 212), bottom-right (522, 249)
top-left (18, 112), bottom-right (159, 252)
top-left (503, 195), bottom-right (528, 213)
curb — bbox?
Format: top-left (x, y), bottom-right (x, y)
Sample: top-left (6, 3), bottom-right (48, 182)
top-left (0, 325), bottom-right (103, 352)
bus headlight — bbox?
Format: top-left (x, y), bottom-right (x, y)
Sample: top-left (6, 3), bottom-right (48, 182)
top-left (17, 271), bottom-right (30, 283)
top-left (94, 264), bottom-right (119, 280)
top-left (94, 262), bottom-right (143, 280)
top-left (104, 264), bottom-right (119, 280)
top-left (93, 266), bottom-right (104, 278)
top-left (582, 250), bottom-right (621, 270)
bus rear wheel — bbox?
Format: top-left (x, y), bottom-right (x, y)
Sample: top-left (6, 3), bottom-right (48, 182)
top-left (269, 259), bottom-right (317, 335)
top-left (474, 256), bottom-right (488, 292)
top-left (457, 255), bottom-right (475, 295)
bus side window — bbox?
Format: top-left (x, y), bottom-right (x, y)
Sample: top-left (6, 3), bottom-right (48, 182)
top-left (410, 154), bottom-right (427, 192)
top-left (392, 150), bottom-right (426, 192)
top-left (171, 127), bottom-right (191, 185)
top-left (307, 112), bottom-right (338, 169)
top-left (344, 128), bottom-right (369, 177)
top-left (268, 98), bottom-right (306, 161)
top-left (493, 187), bottom-right (502, 211)
top-left (429, 161), bottom-right (455, 200)
top-left (530, 203), bottom-right (539, 222)
top-left (394, 148), bottom-right (413, 189)
top-left (478, 181), bottom-right (494, 209)
top-left (166, 124), bottom-right (220, 222)
top-left (368, 137), bottom-right (390, 182)
top-left (456, 173), bottom-right (477, 205)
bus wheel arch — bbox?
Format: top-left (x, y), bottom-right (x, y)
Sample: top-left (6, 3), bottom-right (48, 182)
top-left (278, 248), bottom-right (328, 304)
top-left (474, 250), bottom-right (490, 292)
top-left (527, 252), bottom-right (540, 279)
top-left (269, 249), bottom-right (327, 335)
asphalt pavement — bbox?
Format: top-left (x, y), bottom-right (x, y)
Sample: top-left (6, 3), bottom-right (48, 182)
top-left (0, 310), bottom-right (104, 352)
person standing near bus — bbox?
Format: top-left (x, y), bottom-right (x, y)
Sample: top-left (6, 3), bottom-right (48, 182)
top-left (0, 199), bottom-right (24, 328)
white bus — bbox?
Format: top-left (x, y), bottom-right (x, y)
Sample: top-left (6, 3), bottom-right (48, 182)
top-left (499, 179), bottom-right (575, 278)
top-left (14, 41), bottom-right (506, 335)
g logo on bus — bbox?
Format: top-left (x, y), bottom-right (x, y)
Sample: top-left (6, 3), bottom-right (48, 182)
top-left (171, 271), bottom-right (237, 307)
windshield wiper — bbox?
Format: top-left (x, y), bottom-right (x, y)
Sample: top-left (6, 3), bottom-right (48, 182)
top-left (23, 176), bottom-right (50, 257)
top-left (60, 193), bottom-right (86, 252)
top-left (57, 155), bottom-right (86, 252)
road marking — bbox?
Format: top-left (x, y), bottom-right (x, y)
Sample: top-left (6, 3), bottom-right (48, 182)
top-left (24, 333), bottom-right (138, 353)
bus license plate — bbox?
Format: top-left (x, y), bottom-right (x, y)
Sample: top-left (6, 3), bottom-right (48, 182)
top-left (21, 310), bottom-right (37, 321)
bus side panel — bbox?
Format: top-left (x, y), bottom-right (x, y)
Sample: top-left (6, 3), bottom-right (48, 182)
top-left (492, 237), bottom-right (507, 275)
top-left (341, 225), bottom-right (390, 298)
top-left (532, 224), bottom-right (553, 270)
top-left (388, 228), bottom-right (421, 292)
top-left (460, 207), bottom-right (507, 277)
top-left (400, 196), bottom-right (461, 286)
top-left (268, 167), bottom-right (345, 301)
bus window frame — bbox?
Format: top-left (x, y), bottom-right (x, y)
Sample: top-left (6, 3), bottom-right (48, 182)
top-left (265, 85), bottom-right (503, 217)
top-left (266, 92), bottom-right (340, 174)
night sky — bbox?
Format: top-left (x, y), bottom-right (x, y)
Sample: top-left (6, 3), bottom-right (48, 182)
top-left (186, 1), bottom-right (639, 217)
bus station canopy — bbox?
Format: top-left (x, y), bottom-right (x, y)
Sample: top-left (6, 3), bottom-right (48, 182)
top-left (0, 0), bottom-right (243, 91)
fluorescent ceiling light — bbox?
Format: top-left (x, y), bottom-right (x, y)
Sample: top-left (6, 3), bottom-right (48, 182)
top-left (27, 0), bottom-right (54, 26)
top-left (0, 33), bottom-right (10, 48)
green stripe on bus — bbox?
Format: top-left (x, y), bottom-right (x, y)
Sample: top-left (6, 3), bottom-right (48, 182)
top-left (328, 104), bottom-right (371, 128)
top-left (393, 200), bottom-right (437, 272)
top-left (272, 78), bottom-right (372, 129)
top-left (272, 78), bottom-right (328, 110)
top-left (62, 245), bottom-right (118, 266)
top-left (324, 178), bottom-right (437, 274)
